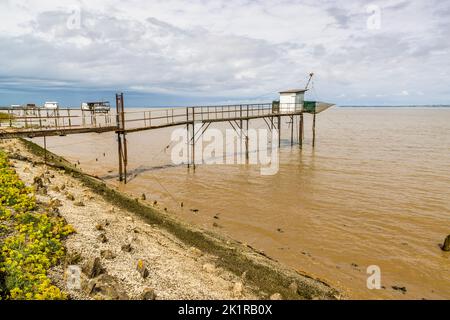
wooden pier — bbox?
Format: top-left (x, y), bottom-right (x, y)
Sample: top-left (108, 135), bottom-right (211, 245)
top-left (0, 93), bottom-right (321, 183)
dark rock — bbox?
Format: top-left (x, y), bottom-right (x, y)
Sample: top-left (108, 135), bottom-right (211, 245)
top-left (392, 286), bottom-right (407, 294)
top-left (121, 244), bottom-right (133, 253)
top-left (33, 176), bottom-right (44, 188)
top-left (270, 293), bottom-right (283, 300)
top-left (65, 250), bottom-right (82, 266)
top-left (100, 250), bottom-right (116, 260)
top-left (141, 193), bottom-right (146, 201)
top-left (97, 233), bottom-right (108, 243)
top-left (82, 257), bottom-right (105, 278)
top-left (66, 193), bottom-right (75, 201)
top-left (50, 199), bottom-right (63, 207)
top-left (84, 274), bottom-right (129, 300)
top-left (136, 259), bottom-right (149, 278)
top-left (37, 186), bottom-right (48, 195)
top-left (140, 288), bottom-right (157, 300)
top-left (74, 201), bottom-right (85, 207)
top-left (441, 235), bottom-right (450, 252)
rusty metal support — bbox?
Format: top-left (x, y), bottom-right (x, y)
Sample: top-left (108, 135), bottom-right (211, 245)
top-left (299, 113), bottom-right (304, 148)
top-left (278, 115), bottom-right (281, 147)
top-left (116, 93), bottom-right (128, 183)
top-left (290, 115), bottom-right (294, 146)
top-left (186, 108), bottom-right (190, 169)
top-left (312, 112), bottom-right (316, 148)
top-left (192, 107), bottom-right (195, 171)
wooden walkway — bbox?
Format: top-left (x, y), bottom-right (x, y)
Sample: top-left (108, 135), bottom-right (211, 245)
top-left (1, 94), bottom-right (318, 183)
top-left (0, 103), bottom-right (308, 137)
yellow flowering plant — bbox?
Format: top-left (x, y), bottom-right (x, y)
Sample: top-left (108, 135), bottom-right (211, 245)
top-left (0, 150), bottom-right (75, 300)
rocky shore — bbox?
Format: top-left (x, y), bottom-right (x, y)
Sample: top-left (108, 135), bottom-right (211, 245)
top-left (0, 138), bottom-right (340, 300)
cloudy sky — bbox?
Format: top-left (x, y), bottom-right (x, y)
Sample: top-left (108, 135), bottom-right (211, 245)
top-left (0, 0), bottom-right (449, 106)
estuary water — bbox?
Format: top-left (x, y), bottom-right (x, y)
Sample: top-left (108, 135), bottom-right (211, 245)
top-left (34, 107), bottom-right (450, 299)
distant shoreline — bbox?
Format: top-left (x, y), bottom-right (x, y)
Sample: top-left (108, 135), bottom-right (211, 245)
top-left (1, 105), bottom-right (450, 110)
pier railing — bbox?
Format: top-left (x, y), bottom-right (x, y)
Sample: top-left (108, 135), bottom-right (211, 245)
top-left (0, 103), bottom-right (307, 136)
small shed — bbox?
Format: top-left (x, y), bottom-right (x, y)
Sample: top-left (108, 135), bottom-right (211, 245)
top-left (279, 89), bottom-right (307, 113)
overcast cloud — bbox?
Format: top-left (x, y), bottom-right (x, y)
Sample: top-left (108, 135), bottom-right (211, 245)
top-left (0, 0), bottom-right (449, 106)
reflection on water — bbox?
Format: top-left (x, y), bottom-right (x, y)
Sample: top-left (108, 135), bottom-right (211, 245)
top-left (34, 107), bottom-right (450, 299)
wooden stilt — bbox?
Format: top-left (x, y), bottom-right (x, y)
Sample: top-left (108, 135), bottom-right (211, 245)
top-left (117, 134), bottom-right (123, 181)
top-left (116, 93), bottom-right (127, 183)
top-left (299, 113), bottom-right (304, 148)
top-left (43, 135), bottom-right (47, 166)
top-left (290, 115), bottom-right (294, 146)
top-left (245, 119), bottom-right (249, 161)
top-left (312, 112), bottom-right (316, 148)
top-left (278, 115), bottom-right (281, 147)
top-left (192, 108), bottom-right (196, 171)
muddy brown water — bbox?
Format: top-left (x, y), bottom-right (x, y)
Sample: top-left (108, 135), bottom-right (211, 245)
top-left (30, 107), bottom-right (450, 299)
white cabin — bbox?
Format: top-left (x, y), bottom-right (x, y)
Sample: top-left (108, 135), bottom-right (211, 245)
top-left (279, 89), bottom-right (307, 113)
top-left (44, 101), bottom-right (59, 110)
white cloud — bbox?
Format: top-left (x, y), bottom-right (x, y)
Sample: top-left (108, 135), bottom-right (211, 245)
top-left (0, 0), bottom-right (449, 105)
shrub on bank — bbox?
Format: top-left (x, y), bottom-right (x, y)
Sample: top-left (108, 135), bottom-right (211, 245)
top-left (0, 150), bottom-right (75, 300)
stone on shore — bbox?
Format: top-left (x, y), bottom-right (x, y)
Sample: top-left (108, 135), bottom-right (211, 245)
top-left (202, 263), bottom-right (216, 273)
top-left (136, 259), bottom-right (149, 279)
top-left (84, 274), bottom-right (129, 300)
top-left (441, 235), bottom-right (450, 252)
top-left (270, 293), bottom-right (283, 300)
top-left (82, 257), bottom-right (105, 278)
top-left (232, 281), bottom-right (243, 297)
top-left (101, 250), bottom-right (116, 260)
top-left (121, 244), bottom-right (133, 253)
top-left (97, 233), bottom-right (108, 243)
top-left (140, 288), bottom-right (157, 300)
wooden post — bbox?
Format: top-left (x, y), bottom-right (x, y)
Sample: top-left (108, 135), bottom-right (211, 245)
top-left (115, 93), bottom-right (127, 183)
top-left (68, 109), bottom-right (72, 128)
top-left (240, 105), bottom-right (243, 159)
top-left (246, 105), bottom-right (249, 161)
top-left (192, 107), bottom-right (195, 171)
top-left (186, 108), bottom-right (190, 169)
top-left (299, 113), bottom-right (304, 148)
top-left (117, 134), bottom-right (123, 182)
top-left (442, 235), bottom-right (450, 251)
top-left (290, 115), bottom-right (294, 146)
top-left (38, 108), bottom-right (42, 128)
top-left (278, 115), bottom-right (281, 147)
top-left (8, 109), bottom-right (12, 127)
top-left (312, 112), bottom-right (316, 148)
top-left (43, 135), bottom-right (47, 166)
